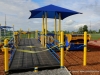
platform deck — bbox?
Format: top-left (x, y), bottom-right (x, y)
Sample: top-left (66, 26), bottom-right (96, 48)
top-left (9, 39), bottom-right (59, 72)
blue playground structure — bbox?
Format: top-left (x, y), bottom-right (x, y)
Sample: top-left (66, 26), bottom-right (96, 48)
top-left (38, 33), bottom-right (90, 51)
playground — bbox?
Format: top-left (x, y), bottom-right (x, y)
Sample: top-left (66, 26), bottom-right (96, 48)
top-left (58, 40), bottom-right (100, 75)
top-left (0, 4), bottom-right (100, 75)
top-left (0, 38), bottom-right (100, 75)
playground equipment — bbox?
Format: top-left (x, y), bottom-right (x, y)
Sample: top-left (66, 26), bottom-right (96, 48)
top-left (0, 26), bottom-right (13, 41)
top-left (39, 32), bottom-right (91, 51)
top-left (18, 29), bottom-right (35, 39)
top-left (83, 31), bottom-right (87, 66)
top-left (4, 32), bottom-right (60, 73)
top-left (4, 39), bottom-right (9, 73)
top-left (2, 28), bottom-right (88, 74)
top-left (60, 31), bottom-right (64, 68)
top-left (0, 25), bottom-right (13, 51)
top-left (65, 33), bottom-right (91, 50)
top-left (2, 4), bottom-right (85, 75)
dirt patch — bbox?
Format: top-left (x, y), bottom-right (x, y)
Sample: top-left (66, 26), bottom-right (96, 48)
top-left (57, 40), bottom-right (100, 75)
top-left (0, 52), bottom-right (4, 75)
top-left (0, 51), bottom-right (10, 75)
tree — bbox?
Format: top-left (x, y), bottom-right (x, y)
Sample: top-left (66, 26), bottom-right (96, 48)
top-left (78, 26), bottom-right (83, 33)
top-left (64, 30), bottom-right (69, 33)
top-left (99, 29), bottom-right (100, 33)
top-left (51, 31), bottom-right (54, 33)
top-left (83, 25), bottom-right (88, 32)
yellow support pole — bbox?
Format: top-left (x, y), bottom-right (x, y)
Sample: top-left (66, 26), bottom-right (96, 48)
top-left (4, 39), bottom-right (9, 73)
top-left (54, 16), bottom-right (57, 45)
top-left (41, 32), bottom-right (43, 45)
top-left (60, 31), bottom-right (64, 68)
top-left (41, 15), bottom-right (44, 46)
top-left (34, 31), bottom-right (35, 39)
top-left (42, 15), bottom-right (44, 34)
top-left (35, 30), bottom-right (38, 39)
top-left (14, 32), bottom-right (18, 47)
top-left (16, 32), bottom-right (18, 47)
top-left (45, 12), bottom-right (47, 48)
top-left (59, 13), bottom-right (61, 46)
top-left (14, 32), bottom-right (15, 46)
top-left (83, 31), bottom-right (87, 66)
top-left (14, 32), bottom-right (17, 47)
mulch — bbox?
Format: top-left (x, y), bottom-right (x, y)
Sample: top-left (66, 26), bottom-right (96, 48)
top-left (0, 40), bottom-right (100, 75)
top-left (0, 52), bottom-right (4, 75)
top-left (57, 40), bottom-right (100, 75)
top-left (0, 50), bottom-right (10, 75)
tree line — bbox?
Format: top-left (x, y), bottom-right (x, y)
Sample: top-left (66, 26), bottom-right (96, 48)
top-left (14, 25), bottom-right (99, 34)
top-left (77, 25), bottom-right (99, 34)
top-left (50, 25), bottom-right (99, 34)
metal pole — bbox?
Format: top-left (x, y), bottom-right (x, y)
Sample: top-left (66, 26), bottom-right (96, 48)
top-left (45, 12), bottom-right (47, 48)
top-left (14, 32), bottom-right (18, 47)
top-left (60, 31), bottom-right (64, 68)
top-left (55, 15), bottom-right (57, 35)
top-left (83, 31), bottom-right (87, 66)
top-left (42, 15), bottom-right (44, 34)
top-left (4, 39), bottom-right (9, 73)
top-left (43, 15), bottom-right (45, 46)
top-left (16, 32), bottom-right (18, 47)
top-left (14, 32), bottom-right (16, 46)
top-left (35, 30), bottom-right (38, 39)
top-left (59, 13), bottom-right (61, 46)
top-left (41, 15), bottom-right (44, 46)
top-left (54, 15), bottom-right (57, 44)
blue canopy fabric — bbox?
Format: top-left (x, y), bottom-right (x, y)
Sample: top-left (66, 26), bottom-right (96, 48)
top-left (29, 4), bottom-right (82, 20)
top-left (0, 26), bottom-right (12, 29)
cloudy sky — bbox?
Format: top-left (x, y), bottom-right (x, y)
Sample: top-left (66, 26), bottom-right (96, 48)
top-left (0, 0), bottom-right (100, 31)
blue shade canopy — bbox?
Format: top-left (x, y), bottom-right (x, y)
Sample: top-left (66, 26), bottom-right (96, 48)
top-left (29, 4), bottom-right (82, 20)
top-left (0, 26), bottom-right (12, 29)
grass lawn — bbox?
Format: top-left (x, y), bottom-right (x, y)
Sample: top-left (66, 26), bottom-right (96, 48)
top-left (90, 34), bottom-right (100, 40)
top-left (21, 33), bottom-right (35, 38)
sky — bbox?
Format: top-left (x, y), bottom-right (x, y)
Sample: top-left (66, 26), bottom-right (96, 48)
top-left (0, 0), bottom-right (100, 31)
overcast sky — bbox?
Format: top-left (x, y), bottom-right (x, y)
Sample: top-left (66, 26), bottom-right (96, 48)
top-left (0, 0), bottom-right (100, 31)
